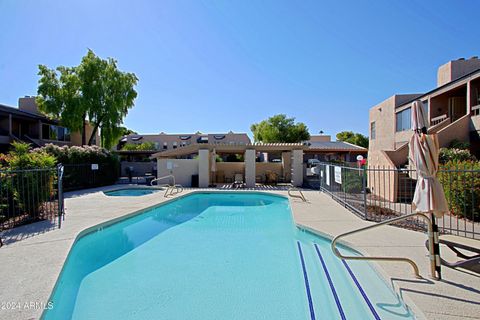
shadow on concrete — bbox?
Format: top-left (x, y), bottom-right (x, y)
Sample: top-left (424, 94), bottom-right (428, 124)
top-left (391, 276), bottom-right (480, 308)
top-left (0, 219), bottom-right (59, 246)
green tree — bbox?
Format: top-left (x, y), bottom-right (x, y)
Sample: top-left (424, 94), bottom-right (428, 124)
top-left (251, 114), bottom-right (310, 143)
top-left (36, 49), bottom-right (138, 149)
top-left (336, 131), bottom-right (369, 148)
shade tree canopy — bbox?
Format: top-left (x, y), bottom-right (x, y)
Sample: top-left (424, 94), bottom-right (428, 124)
top-left (336, 131), bottom-right (369, 148)
top-left (36, 49), bottom-right (138, 149)
top-left (250, 114), bottom-right (310, 143)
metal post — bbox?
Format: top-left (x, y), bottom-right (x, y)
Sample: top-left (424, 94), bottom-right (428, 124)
top-left (431, 213), bottom-right (442, 279)
top-left (57, 164), bottom-right (64, 229)
top-left (362, 166), bottom-right (367, 220)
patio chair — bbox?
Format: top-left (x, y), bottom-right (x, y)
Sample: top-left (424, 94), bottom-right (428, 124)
top-left (232, 173), bottom-right (245, 189)
top-left (426, 235), bottom-right (480, 273)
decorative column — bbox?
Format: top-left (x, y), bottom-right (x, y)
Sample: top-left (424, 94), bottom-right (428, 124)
top-left (244, 148), bottom-right (256, 188)
top-left (282, 151), bottom-right (292, 182)
top-left (291, 149), bottom-right (304, 187)
top-left (198, 149), bottom-right (210, 188)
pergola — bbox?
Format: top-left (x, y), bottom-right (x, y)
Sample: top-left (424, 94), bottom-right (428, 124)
top-left (151, 143), bottom-right (306, 187)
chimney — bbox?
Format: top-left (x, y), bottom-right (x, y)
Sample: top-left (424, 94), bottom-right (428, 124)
top-left (437, 56), bottom-right (480, 87)
top-left (18, 96), bottom-right (42, 115)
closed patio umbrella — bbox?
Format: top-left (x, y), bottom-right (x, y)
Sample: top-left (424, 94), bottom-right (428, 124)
top-left (409, 100), bottom-right (449, 278)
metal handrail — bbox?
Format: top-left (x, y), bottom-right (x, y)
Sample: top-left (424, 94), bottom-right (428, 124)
top-left (331, 212), bottom-right (437, 279)
top-left (151, 174), bottom-right (175, 186)
top-left (288, 187), bottom-right (307, 202)
top-left (164, 184), bottom-right (184, 197)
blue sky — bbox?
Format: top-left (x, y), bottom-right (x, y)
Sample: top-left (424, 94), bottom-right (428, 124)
top-left (0, 1), bottom-right (478, 137)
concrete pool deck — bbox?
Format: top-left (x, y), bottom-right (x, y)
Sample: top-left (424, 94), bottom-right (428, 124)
top-left (0, 186), bottom-right (478, 320)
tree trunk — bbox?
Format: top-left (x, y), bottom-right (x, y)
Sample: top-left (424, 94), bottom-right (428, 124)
top-left (82, 116), bottom-right (86, 146)
top-left (88, 123), bottom-right (100, 146)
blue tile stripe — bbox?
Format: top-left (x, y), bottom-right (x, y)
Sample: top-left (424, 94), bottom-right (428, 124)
top-left (297, 241), bottom-right (316, 320)
top-left (342, 260), bottom-right (381, 320)
top-left (314, 244), bottom-right (346, 320)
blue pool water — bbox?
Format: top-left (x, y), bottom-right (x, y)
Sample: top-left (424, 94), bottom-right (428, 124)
top-left (104, 188), bottom-right (160, 196)
top-left (43, 192), bottom-right (414, 320)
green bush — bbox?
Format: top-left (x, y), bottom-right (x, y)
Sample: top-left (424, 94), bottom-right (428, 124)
top-left (449, 139), bottom-right (470, 150)
top-left (343, 169), bottom-right (364, 193)
top-left (438, 160), bottom-right (480, 221)
top-left (2, 142), bottom-right (56, 217)
top-left (439, 148), bottom-right (476, 164)
top-left (35, 144), bottom-right (120, 190)
top-left (121, 142), bottom-right (156, 151)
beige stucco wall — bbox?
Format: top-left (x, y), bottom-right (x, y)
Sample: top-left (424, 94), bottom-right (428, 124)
top-left (198, 149), bottom-right (210, 187)
top-left (244, 149), bottom-right (256, 187)
top-left (70, 123), bottom-right (100, 146)
top-left (366, 150), bottom-right (397, 202)
top-left (255, 162), bottom-right (283, 177)
top-left (215, 162), bottom-right (245, 182)
top-left (437, 58), bottom-right (480, 87)
top-left (291, 149), bottom-right (303, 187)
top-left (282, 151), bottom-right (292, 182)
top-left (436, 115), bottom-right (470, 148)
top-left (369, 96), bottom-right (396, 158)
top-left (157, 158), bottom-right (198, 187)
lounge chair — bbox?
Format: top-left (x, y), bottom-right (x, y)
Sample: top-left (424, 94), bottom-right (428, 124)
top-left (232, 173), bottom-right (245, 189)
top-left (426, 235), bottom-right (480, 273)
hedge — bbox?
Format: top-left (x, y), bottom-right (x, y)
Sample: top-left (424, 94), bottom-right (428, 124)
top-left (438, 160), bottom-right (480, 221)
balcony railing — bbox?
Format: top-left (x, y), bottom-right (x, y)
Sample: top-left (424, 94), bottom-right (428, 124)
top-left (471, 105), bottom-right (480, 116)
top-left (430, 114), bottom-right (448, 126)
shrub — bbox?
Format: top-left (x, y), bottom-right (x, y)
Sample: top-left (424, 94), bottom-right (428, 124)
top-left (449, 139), bottom-right (470, 150)
top-left (121, 142), bottom-right (155, 151)
top-left (2, 142), bottom-right (56, 217)
top-left (439, 148), bottom-right (476, 164)
top-left (343, 169), bottom-right (364, 193)
top-left (438, 160), bottom-right (480, 221)
top-left (35, 144), bottom-right (120, 190)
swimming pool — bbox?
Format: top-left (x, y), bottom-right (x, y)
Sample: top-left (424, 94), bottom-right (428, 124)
top-left (43, 192), bottom-right (415, 320)
top-left (103, 188), bottom-right (160, 197)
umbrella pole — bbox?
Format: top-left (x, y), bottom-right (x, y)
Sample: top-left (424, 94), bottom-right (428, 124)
top-left (430, 213), bottom-right (442, 279)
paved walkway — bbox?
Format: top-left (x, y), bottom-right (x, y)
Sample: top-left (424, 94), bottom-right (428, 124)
top-left (0, 186), bottom-right (478, 319)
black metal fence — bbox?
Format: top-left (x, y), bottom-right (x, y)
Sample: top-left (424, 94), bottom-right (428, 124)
top-left (63, 163), bottom-right (118, 191)
top-left (317, 162), bottom-right (480, 239)
top-left (0, 165), bottom-right (64, 245)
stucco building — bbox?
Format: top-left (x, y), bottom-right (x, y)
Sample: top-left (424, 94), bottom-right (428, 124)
top-left (0, 96), bottom-right (100, 152)
top-left (369, 57), bottom-right (480, 169)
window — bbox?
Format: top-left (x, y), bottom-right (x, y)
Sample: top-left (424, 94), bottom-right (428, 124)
top-left (163, 142), bottom-right (168, 150)
top-left (41, 124), bottom-right (71, 141)
top-left (396, 108), bottom-right (411, 132)
top-left (173, 142), bottom-right (178, 149)
top-left (64, 128), bottom-right (71, 141)
top-left (370, 122), bottom-right (376, 139)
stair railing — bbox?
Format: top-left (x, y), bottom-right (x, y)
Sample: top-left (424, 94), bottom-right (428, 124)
top-left (331, 212), bottom-right (437, 279)
top-left (288, 187), bottom-right (307, 202)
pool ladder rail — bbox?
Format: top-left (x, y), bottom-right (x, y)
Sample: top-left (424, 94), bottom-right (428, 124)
top-left (163, 185), bottom-right (184, 197)
top-left (288, 187), bottom-right (307, 202)
top-left (331, 212), bottom-right (438, 280)
top-left (150, 174), bottom-right (184, 198)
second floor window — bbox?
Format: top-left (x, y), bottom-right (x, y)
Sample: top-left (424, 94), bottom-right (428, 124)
top-left (370, 122), bottom-right (376, 140)
top-left (42, 124), bottom-right (70, 141)
top-left (396, 108), bottom-right (411, 132)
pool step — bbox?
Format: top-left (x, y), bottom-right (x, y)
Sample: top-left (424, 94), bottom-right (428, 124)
top-left (296, 241), bottom-right (382, 320)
